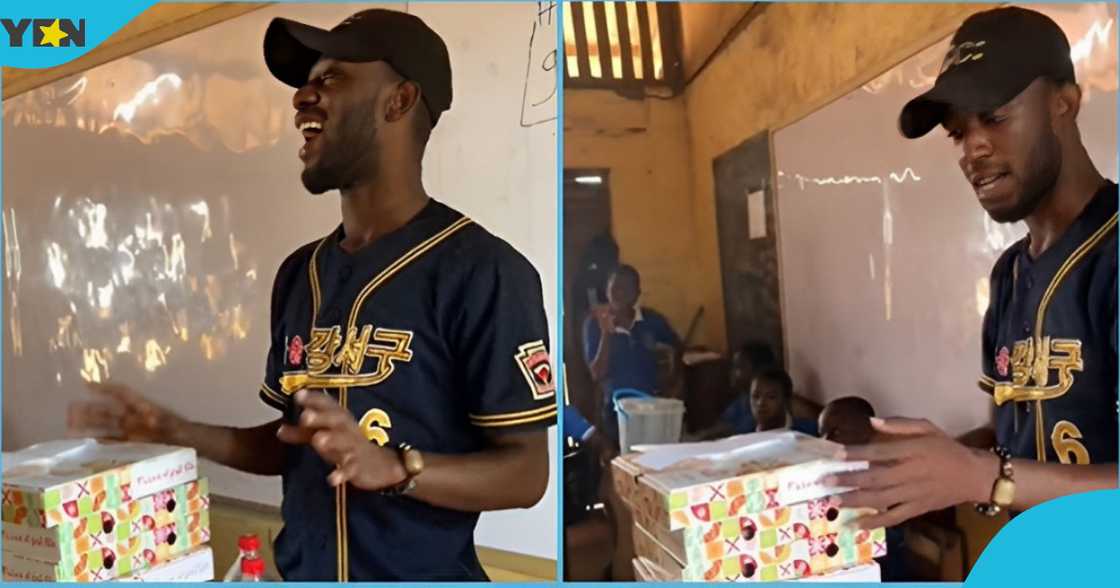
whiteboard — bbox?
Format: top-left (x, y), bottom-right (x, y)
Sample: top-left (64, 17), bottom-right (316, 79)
top-left (1, 2), bottom-right (558, 558)
top-left (773, 3), bottom-right (1117, 435)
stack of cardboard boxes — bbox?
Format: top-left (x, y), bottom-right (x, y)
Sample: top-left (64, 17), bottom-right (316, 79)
top-left (613, 431), bottom-right (887, 582)
top-left (2, 439), bottom-right (214, 582)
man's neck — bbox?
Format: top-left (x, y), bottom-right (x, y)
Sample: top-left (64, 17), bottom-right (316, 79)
top-left (1023, 149), bottom-right (1105, 258)
top-left (338, 171), bottom-right (428, 253)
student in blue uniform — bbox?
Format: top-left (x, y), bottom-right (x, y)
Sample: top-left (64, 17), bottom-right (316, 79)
top-left (68, 9), bottom-right (555, 581)
top-left (834, 7), bottom-right (1116, 528)
top-left (583, 264), bottom-right (681, 445)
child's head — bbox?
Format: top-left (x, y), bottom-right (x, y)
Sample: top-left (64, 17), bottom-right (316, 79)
top-left (818, 396), bottom-right (876, 445)
top-left (606, 264), bottom-right (640, 310)
top-left (750, 368), bottom-right (793, 431)
top-left (731, 342), bottom-right (776, 394)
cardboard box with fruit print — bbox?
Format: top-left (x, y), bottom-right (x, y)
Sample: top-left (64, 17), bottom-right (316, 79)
top-left (2, 507), bottom-right (211, 582)
top-left (637, 495), bottom-right (880, 567)
top-left (3, 478), bottom-right (209, 563)
top-left (118, 545), bottom-right (215, 582)
top-left (611, 432), bottom-right (866, 532)
top-left (634, 520), bottom-right (885, 582)
top-left (2, 439), bottom-right (197, 529)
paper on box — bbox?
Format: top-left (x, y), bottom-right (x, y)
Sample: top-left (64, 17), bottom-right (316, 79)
top-left (2, 509), bottom-right (210, 582)
top-left (613, 432), bottom-right (865, 531)
top-left (2, 439), bottom-right (197, 528)
top-left (118, 545), bottom-right (214, 582)
top-left (796, 561), bottom-right (881, 583)
top-left (3, 478), bottom-right (209, 563)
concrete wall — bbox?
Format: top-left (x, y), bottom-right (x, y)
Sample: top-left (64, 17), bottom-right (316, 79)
top-left (564, 3), bottom-right (994, 352)
top-left (678, 2), bottom-right (754, 82)
top-left (682, 2), bottom-right (992, 352)
top-left (564, 90), bottom-right (704, 341)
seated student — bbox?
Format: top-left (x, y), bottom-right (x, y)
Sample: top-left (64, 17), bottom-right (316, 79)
top-left (582, 264), bottom-right (681, 446)
top-left (716, 342), bottom-right (778, 432)
top-left (748, 368), bottom-right (818, 435)
top-left (817, 396), bottom-right (876, 444)
top-left (818, 395), bottom-right (906, 581)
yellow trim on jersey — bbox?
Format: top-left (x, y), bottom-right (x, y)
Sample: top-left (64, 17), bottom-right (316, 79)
top-left (470, 404), bottom-right (558, 422)
top-left (1033, 213), bottom-right (1117, 339)
top-left (986, 212), bottom-right (1116, 462)
top-left (472, 406), bottom-right (558, 428)
top-left (338, 386), bottom-right (349, 582)
top-left (331, 214), bottom-right (472, 582)
top-left (308, 237), bottom-right (329, 320)
top-left (346, 217), bottom-right (473, 332)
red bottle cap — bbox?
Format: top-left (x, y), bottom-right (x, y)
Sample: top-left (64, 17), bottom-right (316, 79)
top-left (238, 534), bottom-right (261, 551)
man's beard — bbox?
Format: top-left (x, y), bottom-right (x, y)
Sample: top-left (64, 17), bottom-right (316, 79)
top-left (988, 129), bottom-right (1061, 223)
top-left (301, 108), bottom-right (379, 195)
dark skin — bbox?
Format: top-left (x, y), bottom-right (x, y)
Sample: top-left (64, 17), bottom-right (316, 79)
top-left (833, 78), bottom-right (1115, 529)
top-left (68, 57), bottom-right (549, 512)
top-left (687, 352), bottom-right (759, 441)
top-left (749, 379), bottom-right (787, 432)
top-left (587, 271), bottom-right (639, 383)
top-left (817, 404), bottom-right (874, 445)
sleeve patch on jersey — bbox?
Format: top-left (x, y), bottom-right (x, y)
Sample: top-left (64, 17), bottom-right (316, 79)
top-left (515, 340), bottom-right (555, 400)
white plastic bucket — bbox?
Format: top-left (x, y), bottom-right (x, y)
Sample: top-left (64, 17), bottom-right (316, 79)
top-left (616, 397), bottom-right (685, 453)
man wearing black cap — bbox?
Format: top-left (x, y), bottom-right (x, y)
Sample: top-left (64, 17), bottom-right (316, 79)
top-left (69, 9), bottom-right (556, 581)
top-left (832, 7), bottom-right (1116, 529)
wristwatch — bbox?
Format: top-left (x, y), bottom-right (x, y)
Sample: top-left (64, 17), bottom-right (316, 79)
top-left (382, 443), bottom-right (424, 496)
top-left (975, 445), bottom-right (1015, 516)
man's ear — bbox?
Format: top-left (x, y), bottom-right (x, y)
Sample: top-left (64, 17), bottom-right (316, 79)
top-left (385, 80), bottom-right (422, 123)
top-left (1053, 81), bottom-right (1082, 122)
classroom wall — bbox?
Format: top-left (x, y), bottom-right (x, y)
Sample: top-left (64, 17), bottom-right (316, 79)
top-left (565, 3), bottom-right (992, 353)
top-left (683, 2), bottom-right (991, 353)
top-left (563, 90), bottom-right (705, 344)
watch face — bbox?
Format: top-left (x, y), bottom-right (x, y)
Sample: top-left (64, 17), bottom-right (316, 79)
top-left (403, 449), bottom-right (424, 475)
top-left (992, 477), bottom-right (1016, 506)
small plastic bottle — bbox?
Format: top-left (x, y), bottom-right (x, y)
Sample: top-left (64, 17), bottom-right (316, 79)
top-left (240, 557), bottom-right (265, 582)
top-left (221, 533), bottom-right (262, 581)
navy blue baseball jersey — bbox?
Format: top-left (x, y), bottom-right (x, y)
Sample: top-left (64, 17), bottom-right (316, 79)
top-left (979, 181), bottom-right (1117, 464)
top-left (257, 199), bottom-right (557, 581)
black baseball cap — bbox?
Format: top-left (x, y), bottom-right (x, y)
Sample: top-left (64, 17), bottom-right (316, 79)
top-left (899, 7), bottom-right (1074, 139)
top-left (264, 9), bottom-right (453, 126)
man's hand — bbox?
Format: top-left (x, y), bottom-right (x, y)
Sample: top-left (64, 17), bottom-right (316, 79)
top-left (68, 382), bottom-right (187, 445)
top-left (592, 305), bottom-right (615, 334)
top-left (276, 390), bottom-right (407, 491)
top-left (830, 417), bottom-right (996, 529)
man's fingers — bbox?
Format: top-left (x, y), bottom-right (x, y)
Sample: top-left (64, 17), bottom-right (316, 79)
top-left (67, 401), bottom-right (122, 433)
top-left (276, 424), bottom-right (315, 445)
top-left (830, 463), bottom-right (913, 491)
top-left (843, 438), bottom-right (926, 463)
top-left (328, 468), bottom-right (349, 487)
top-left (850, 500), bottom-right (925, 530)
top-left (838, 481), bottom-right (926, 511)
top-left (328, 456), bottom-right (361, 488)
top-left (310, 431), bottom-right (356, 464)
top-left (300, 405), bottom-right (355, 432)
top-left (870, 417), bottom-right (938, 436)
